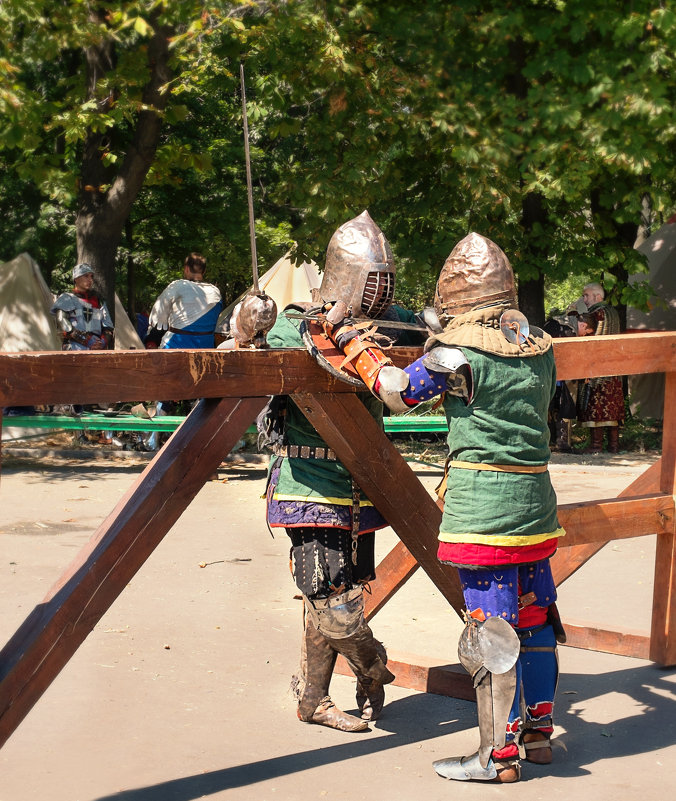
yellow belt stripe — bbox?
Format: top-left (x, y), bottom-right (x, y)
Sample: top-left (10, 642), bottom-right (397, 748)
top-left (450, 460), bottom-right (548, 474)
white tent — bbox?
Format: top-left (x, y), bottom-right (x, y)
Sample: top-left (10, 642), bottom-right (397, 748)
top-left (218, 251), bottom-right (321, 331)
top-left (629, 219), bottom-right (676, 332)
top-left (113, 295), bottom-right (144, 350)
top-left (627, 218), bottom-right (676, 418)
top-left (1, 252), bottom-right (143, 438)
top-left (0, 252), bottom-right (61, 352)
top-left (0, 251), bottom-right (143, 351)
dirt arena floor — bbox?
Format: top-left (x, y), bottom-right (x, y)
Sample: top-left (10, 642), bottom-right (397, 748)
top-left (0, 442), bottom-right (674, 801)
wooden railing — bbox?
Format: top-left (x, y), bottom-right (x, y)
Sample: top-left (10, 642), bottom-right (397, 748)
top-left (0, 331), bottom-right (674, 747)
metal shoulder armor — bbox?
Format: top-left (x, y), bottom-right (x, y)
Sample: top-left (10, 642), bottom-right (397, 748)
top-left (422, 345), bottom-right (469, 374)
top-left (51, 293), bottom-right (81, 313)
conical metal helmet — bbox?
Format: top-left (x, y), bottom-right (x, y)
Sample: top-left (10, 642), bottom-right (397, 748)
top-left (434, 233), bottom-right (516, 322)
top-left (314, 210), bottom-right (395, 318)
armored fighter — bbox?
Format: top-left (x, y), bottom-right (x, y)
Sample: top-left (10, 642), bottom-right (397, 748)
top-left (326, 232), bottom-right (565, 780)
top-left (263, 210), bottom-right (423, 732)
top-left (51, 263), bottom-right (114, 351)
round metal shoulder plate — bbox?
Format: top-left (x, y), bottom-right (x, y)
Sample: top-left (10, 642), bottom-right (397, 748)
top-left (300, 318), bottom-right (366, 388)
top-left (500, 309), bottom-right (530, 345)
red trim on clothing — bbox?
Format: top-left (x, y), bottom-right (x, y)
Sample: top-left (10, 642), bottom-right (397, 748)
top-left (74, 289), bottom-right (101, 308)
top-left (493, 743), bottom-right (519, 759)
top-left (437, 537), bottom-right (558, 567)
top-left (526, 702), bottom-right (553, 719)
top-left (518, 603), bottom-right (548, 628)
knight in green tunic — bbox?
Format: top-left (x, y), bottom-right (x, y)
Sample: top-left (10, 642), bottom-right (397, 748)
top-left (264, 211), bottom-right (425, 733)
top-left (353, 233), bottom-right (566, 783)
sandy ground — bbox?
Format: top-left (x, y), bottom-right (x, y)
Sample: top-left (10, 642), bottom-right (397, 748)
top-left (0, 444), bottom-right (674, 801)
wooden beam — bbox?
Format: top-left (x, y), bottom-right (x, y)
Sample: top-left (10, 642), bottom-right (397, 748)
top-left (551, 459), bottom-right (663, 585)
top-left (650, 371), bottom-right (676, 665)
top-left (0, 348), bottom-right (413, 406)
top-left (364, 540), bottom-right (419, 619)
top-left (2, 332), bottom-right (674, 406)
top-left (557, 493), bottom-right (674, 547)
top-left (552, 331), bottom-right (676, 380)
top-left (335, 653), bottom-right (475, 701)
top-left (292, 392), bottom-right (465, 614)
top-left (0, 395), bottom-right (267, 750)
top-left (563, 624), bottom-right (650, 660)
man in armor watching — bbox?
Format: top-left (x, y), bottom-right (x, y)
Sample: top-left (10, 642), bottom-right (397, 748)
top-left (328, 232), bottom-right (565, 780)
top-left (51, 263), bottom-right (114, 351)
top-left (264, 211), bottom-right (423, 732)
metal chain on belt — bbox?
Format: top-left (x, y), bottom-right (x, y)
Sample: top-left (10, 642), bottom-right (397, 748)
top-left (351, 478), bottom-right (361, 566)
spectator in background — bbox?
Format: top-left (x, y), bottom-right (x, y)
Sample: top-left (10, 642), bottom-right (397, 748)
top-left (51, 263), bottom-right (114, 351)
top-left (575, 282), bottom-right (625, 453)
top-left (146, 253), bottom-right (222, 349)
top-left (50, 262), bottom-right (116, 437)
top-left (543, 311), bottom-right (597, 452)
top-left (145, 253), bottom-right (223, 449)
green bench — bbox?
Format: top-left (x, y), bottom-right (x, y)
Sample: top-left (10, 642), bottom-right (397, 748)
top-left (2, 412), bottom-right (450, 435)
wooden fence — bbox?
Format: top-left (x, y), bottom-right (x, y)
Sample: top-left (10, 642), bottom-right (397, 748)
top-left (0, 331), bottom-right (674, 747)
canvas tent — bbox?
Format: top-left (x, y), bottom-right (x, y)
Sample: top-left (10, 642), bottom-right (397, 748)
top-left (0, 251), bottom-right (143, 352)
top-left (1, 252), bottom-right (143, 440)
top-left (0, 252), bottom-right (61, 353)
top-left (627, 218), bottom-right (676, 418)
top-left (113, 295), bottom-right (144, 350)
top-left (217, 251), bottom-right (321, 332)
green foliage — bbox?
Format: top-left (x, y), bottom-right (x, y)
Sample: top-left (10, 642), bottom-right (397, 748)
top-left (0, 0), bottom-right (675, 321)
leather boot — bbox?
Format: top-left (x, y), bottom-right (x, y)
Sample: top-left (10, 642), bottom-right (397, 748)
top-left (607, 426), bottom-right (620, 453)
top-left (328, 623), bottom-right (395, 721)
top-left (292, 615), bottom-right (368, 732)
top-left (583, 427), bottom-right (603, 453)
top-left (521, 731), bottom-right (552, 764)
top-left (355, 638), bottom-right (389, 720)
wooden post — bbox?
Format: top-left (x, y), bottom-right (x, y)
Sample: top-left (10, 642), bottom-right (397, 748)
top-left (292, 392), bottom-right (465, 612)
top-left (650, 371), bottom-right (676, 665)
top-left (0, 396), bottom-right (267, 749)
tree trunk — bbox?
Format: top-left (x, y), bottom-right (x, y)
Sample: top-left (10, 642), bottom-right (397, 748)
top-left (519, 191), bottom-right (548, 326)
top-left (125, 219), bottom-right (136, 323)
top-left (75, 11), bottom-right (173, 322)
top-left (518, 274), bottom-right (545, 327)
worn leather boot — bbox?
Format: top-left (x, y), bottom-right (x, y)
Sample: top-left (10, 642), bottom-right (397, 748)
top-left (292, 615), bottom-right (368, 732)
top-left (583, 427), bottom-right (603, 453)
top-left (328, 623), bottom-right (395, 721)
top-left (309, 696), bottom-right (369, 732)
top-left (522, 730), bottom-right (552, 764)
top-left (607, 426), bottom-right (620, 453)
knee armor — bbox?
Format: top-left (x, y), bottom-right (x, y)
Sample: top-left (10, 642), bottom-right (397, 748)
top-left (304, 586), bottom-right (365, 639)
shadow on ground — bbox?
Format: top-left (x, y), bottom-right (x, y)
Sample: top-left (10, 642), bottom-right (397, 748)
top-left (91, 662), bottom-right (675, 801)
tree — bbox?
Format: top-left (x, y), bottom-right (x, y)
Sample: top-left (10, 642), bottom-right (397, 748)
top-left (0, 1), bottom-right (256, 316)
top-left (2, 1), bottom-right (675, 326)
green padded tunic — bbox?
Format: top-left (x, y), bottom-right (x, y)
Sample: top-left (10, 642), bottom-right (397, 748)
top-left (439, 347), bottom-right (565, 547)
top-left (266, 310), bottom-right (383, 506)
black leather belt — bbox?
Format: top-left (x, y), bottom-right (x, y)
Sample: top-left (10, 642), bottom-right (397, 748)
top-left (168, 326), bottom-right (213, 336)
top-left (273, 444), bottom-right (338, 461)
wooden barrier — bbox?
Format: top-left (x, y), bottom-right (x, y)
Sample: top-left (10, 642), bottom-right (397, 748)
top-left (0, 331), bottom-right (674, 747)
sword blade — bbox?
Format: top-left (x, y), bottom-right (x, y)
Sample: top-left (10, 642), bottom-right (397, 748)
top-left (284, 311), bottom-right (428, 332)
